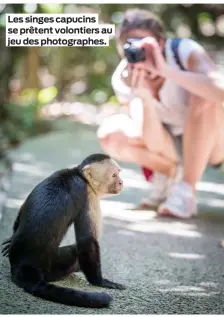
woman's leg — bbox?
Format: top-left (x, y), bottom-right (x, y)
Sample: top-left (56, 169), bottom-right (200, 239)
top-left (97, 113), bottom-right (178, 177)
top-left (158, 95), bottom-right (224, 218)
top-left (183, 96), bottom-right (224, 190)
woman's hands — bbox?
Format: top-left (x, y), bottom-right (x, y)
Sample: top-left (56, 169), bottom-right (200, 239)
top-left (127, 66), bottom-right (154, 102)
top-left (134, 37), bottom-right (168, 77)
top-left (124, 37), bottom-right (168, 101)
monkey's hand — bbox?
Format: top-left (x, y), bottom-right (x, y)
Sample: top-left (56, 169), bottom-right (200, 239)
top-left (1, 237), bottom-right (12, 257)
top-left (98, 278), bottom-right (126, 290)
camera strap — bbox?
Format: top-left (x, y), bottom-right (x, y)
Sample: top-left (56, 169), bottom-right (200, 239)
top-left (170, 38), bottom-right (185, 71)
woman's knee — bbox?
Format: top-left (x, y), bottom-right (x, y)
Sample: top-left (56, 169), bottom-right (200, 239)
top-left (98, 133), bottom-right (113, 153)
top-left (97, 114), bottom-right (141, 140)
top-left (98, 131), bottom-right (127, 157)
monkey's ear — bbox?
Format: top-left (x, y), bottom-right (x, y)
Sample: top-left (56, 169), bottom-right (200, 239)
top-left (82, 164), bottom-right (91, 177)
top-left (82, 164), bottom-right (91, 171)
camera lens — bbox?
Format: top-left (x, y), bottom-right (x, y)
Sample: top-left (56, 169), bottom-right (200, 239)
top-left (123, 42), bottom-right (145, 63)
top-left (130, 48), bottom-right (138, 63)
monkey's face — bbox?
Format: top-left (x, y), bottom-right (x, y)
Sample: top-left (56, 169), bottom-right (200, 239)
top-left (106, 168), bottom-right (123, 195)
top-left (82, 158), bottom-right (123, 197)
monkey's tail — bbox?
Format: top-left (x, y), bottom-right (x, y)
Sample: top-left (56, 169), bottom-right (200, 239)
top-left (17, 263), bottom-right (112, 308)
top-left (25, 280), bottom-right (112, 308)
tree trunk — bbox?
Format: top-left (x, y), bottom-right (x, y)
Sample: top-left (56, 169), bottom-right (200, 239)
top-left (23, 47), bottom-right (41, 89)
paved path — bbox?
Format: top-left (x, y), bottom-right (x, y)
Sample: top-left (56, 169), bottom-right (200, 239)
top-left (1, 121), bottom-right (224, 314)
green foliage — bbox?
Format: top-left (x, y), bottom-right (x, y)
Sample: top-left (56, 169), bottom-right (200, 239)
top-left (39, 4), bottom-right (63, 14)
top-left (198, 12), bottom-right (213, 23)
top-left (20, 87), bottom-right (58, 106)
top-left (20, 89), bottom-right (39, 105)
top-left (38, 87), bottom-right (58, 104)
top-left (0, 103), bottom-right (52, 151)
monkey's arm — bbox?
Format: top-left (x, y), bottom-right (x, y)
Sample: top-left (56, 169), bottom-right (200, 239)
top-left (74, 206), bottom-right (125, 290)
top-left (1, 208), bottom-right (21, 257)
top-left (2, 238), bottom-right (11, 256)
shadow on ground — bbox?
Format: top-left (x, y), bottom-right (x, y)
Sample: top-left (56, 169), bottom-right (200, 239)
top-left (1, 120), bottom-right (224, 314)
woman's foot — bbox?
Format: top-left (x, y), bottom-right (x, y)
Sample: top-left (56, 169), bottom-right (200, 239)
top-left (138, 172), bottom-right (170, 209)
top-left (158, 181), bottom-right (197, 219)
top-left (134, 170), bottom-right (181, 210)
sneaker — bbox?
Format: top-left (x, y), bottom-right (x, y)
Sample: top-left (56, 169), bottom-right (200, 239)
top-left (158, 181), bottom-right (197, 219)
top-left (139, 166), bottom-right (183, 210)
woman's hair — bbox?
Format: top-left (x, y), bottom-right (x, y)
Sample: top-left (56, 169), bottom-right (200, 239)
top-left (116, 8), bottom-right (166, 44)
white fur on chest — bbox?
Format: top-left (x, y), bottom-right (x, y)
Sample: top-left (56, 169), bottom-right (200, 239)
top-left (87, 187), bottom-right (102, 240)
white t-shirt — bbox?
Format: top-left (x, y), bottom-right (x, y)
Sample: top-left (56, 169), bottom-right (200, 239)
top-left (111, 38), bottom-right (205, 136)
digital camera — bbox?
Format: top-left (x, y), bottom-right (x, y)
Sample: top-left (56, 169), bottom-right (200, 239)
top-left (123, 39), bottom-right (146, 64)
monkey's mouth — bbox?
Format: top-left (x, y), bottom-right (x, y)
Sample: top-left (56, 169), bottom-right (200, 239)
top-left (115, 186), bottom-right (123, 194)
top-left (109, 188), bottom-right (122, 196)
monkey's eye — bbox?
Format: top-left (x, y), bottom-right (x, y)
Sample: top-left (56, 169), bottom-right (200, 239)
top-left (112, 173), bottom-right (117, 178)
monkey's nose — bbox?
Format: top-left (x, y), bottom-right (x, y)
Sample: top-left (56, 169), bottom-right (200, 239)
top-left (119, 180), bottom-right (123, 186)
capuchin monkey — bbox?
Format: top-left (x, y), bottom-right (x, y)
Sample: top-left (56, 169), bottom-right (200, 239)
top-left (1, 154), bottom-right (125, 308)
